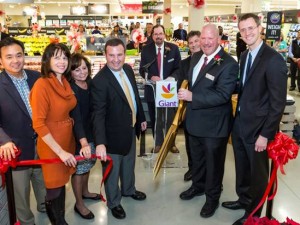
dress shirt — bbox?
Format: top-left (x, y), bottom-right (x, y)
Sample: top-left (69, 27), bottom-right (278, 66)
top-left (192, 46), bottom-right (221, 85)
top-left (7, 70), bottom-right (32, 117)
top-left (111, 69), bottom-right (137, 113)
top-left (156, 43), bottom-right (164, 79)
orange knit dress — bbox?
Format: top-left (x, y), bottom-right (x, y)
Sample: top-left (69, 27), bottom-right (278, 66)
top-left (30, 74), bottom-right (77, 188)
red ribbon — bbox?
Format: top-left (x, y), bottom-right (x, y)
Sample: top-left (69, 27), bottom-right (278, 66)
top-left (245, 132), bottom-right (299, 224)
top-left (0, 150), bottom-right (113, 203)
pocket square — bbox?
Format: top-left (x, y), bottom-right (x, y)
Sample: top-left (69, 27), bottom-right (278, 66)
top-left (168, 58), bottom-right (174, 63)
top-left (205, 73), bottom-right (215, 81)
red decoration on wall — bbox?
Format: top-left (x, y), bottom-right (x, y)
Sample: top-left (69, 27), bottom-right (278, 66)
top-left (163, 7), bottom-right (171, 15)
top-left (233, 14), bottom-right (237, 22)
top-left (187, 0), bottom-right (205, 9)
top-left (0, 10), bottom-right (5, 16)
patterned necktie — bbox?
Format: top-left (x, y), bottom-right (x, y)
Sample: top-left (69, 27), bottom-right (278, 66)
top-left (120, 71), bottom-right (136, 126)
top-left (157, 47), bottom-right (161, 77)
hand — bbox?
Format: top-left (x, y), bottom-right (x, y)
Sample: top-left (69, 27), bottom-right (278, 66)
top-left (255, 135), bottom-right (268, 152)
top-left (79, 144), bottom-right (91, 159)
top-left (141, 121), bottom-right (147, 131)
top-left (151, 76), bottom-right (161, 82)
top-left (178, 88), bottom-right (192, 102)
top-left (57, 150), bottom-right (77, 167)
top-left (0, 142), bottom-right (16, 161)
top-left (96, 144), bottom-right (107, 161)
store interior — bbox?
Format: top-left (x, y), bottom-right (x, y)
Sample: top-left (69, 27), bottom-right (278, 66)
top-left (1, 0), bottom-right (300, 225)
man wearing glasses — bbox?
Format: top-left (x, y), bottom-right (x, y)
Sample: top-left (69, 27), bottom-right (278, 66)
top-left (221, 13), bottom-right (287, 225)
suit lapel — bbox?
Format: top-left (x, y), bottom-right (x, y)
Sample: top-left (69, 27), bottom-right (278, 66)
top-left (1, 72), bottom-right (31, 119)
top-left (105, 65), bottom-right (134, 107)
top-left (192, 48), bottom-right (225, 88)
top-left (244, 43), bottom-right (265, 85)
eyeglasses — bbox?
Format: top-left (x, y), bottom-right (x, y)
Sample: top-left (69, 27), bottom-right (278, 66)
top-left (240, 26), bottom-right (258, 34)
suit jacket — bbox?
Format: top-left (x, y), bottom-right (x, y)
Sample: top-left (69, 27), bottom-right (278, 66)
top-left (0, 70), bottom-right (40, 163)
top-left (139, 41), bottom-right (181, 102)
top-left (185, 48), bottom-right (239, 138)
top-left (173, 29), bottom-right (187, 41)
top-left (177, 55), bottom-right (191, 88)
top-left (237, 42), bottom-right (287, 142)
top-left (91, 63), bottom-right (146, 155)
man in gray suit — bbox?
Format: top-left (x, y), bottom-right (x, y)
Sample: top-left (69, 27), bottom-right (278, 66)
top-left (91, 38), bottom-right (147, 220)
top-left (178, 24), bottom-right (238, 218)
top-left (0, 37), bottom-right (46, 225)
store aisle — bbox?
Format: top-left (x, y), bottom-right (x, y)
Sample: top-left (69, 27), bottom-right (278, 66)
top-left (30, 90), bottom-right (300, 225)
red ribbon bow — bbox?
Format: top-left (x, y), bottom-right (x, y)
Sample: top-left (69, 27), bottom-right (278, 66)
top-left (246, 132), bottom-right (299, 224)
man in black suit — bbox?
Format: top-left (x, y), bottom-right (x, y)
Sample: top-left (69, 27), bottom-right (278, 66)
top-left (139, 24), bottom-right (181, 153)
top-left (178, 24), bottom-right (238, 218)
top-left (288, 30), bottom-right (300, 91)
top-left (0, 37), bottom-right (46, 224)
top-left (236, 31), bottom-right (247, 63)
top-left (221, 13), bottom-right (287, 225)
top-left (173, 23), bottom-right (187, 41)
top-left (0, 23), bottom-right (9, 41)
top-left (218, 26), bottom-right (229, 40)
top-left (177, 30), bottom-right (201, 182)
top-left (91, 38), bottom-right (147, 220)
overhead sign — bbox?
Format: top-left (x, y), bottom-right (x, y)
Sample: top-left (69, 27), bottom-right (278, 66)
top-left (155, 81), bottom-right (178, 108)
top-left (142, 1), bottom-right (163, 14)
top-left (88, 4), bottom-right (110, 14)
top-left (266, 11), bottom-right (282, 41)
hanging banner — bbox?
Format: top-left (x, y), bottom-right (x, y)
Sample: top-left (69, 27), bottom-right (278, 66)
top-left (266, 11), bottom-right (282, 41)
top-left (142, 1), bottom-right (163, 14)
top-left (155, 81), bottom-right (178, 108)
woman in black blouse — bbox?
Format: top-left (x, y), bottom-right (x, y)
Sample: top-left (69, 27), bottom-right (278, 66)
top-left (68, 53), bottom-right (99, 220)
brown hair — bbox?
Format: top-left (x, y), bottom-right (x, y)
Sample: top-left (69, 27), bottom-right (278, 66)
top-left (104, 38), bottom-right (125, 53)
top-left (41, 43), bottom-right (71, 78)
top-left (66, 53), bottom-right (91, 81)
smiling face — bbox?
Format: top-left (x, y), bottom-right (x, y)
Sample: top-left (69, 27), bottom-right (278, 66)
top-left (200, 24), bottom-right (219, 56)
top-left (152, 26), bottom-right (165, 47)
top-left (71, 59), bottom-right (89, 82)
top-left (0, 43), bottom-right (25, 77)
top-left (188, 35), bottom-right (201, 54)
top-left (238, 17), bottom-right (262, 50)
top-left (105, 44), bottom-right (125, 72)
top-left (50, 49), bottom-right (69, 76)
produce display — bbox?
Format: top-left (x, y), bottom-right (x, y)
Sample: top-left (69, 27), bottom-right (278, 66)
top-left (14, 35), bottom-right (68, 56)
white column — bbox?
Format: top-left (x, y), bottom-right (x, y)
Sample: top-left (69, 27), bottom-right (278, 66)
top-left (188, 5), bottom-right (204, 32)
top-left (163, 0), bottom-right (172, 29)
top-left (241, 0), bottom-right (262, 13)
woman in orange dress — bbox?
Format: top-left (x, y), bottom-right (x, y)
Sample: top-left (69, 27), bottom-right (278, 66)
top-left (30, 43), bottom-right (88, 225)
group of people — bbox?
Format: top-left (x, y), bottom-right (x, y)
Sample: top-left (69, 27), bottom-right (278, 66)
top-left (0, 12), bottom-right (288, 225)
top-left (139, 13), bottom-right (287, 225)
top-left (0, 36), bottom-right (147, 224)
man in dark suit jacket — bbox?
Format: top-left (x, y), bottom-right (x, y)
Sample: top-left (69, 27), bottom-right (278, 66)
top-left (139, 24), bottom-right (181, 153)
top-left (0, 37), bottom-right (46, 224)
top-left (173, 23), bottom-right (187, 41)
top-left (178, 24), bottom-right (238, 218)
top-left (177, 30), bottom-right (201, 182)
top-left (91, 38), bottom-right (147, 220)
top-left (221, 14), bottom-right (287, 225)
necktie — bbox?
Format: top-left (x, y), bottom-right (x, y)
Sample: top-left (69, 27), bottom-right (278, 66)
top-left (180, 29), bottom-right (184, 40)
top-left (120, 71), bottom-right (136, 126)
top-left (157, 47), bottom-right (161, 77)
top-left (200, 56), bottom-right (208, 72)
top-left (192, 57), bottom-right (208, 85)
top-left (243, 53), bottom-right (252, 85)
